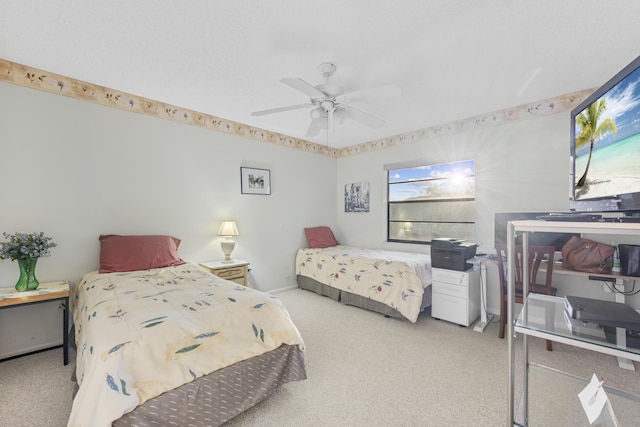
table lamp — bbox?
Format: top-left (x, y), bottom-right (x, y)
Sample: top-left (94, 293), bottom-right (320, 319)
top-left (218, 220), bottom-right (239, 263)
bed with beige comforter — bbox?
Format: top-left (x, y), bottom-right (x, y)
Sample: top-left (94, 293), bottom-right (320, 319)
top-left (295, 245), bottom-right (431, 322)
top-left (69, 263), bottom-right (305, 427)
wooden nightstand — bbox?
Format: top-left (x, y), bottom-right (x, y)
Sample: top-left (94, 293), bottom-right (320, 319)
top-left (0, 281), bottom-right (70, 365)
top-left (199, 260), bottom-right (250, 286)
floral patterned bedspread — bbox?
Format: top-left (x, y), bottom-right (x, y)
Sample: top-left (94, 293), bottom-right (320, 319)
top-left (68, 263), bottom-right (305, 427)
top-left (295, 245), bottom-right (431, 322)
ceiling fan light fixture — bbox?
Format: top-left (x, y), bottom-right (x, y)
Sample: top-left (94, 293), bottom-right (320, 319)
top-left (334, 107), bottom-right (347, 125)
top-left (310, 107), bottom-right (324, 120)
top-left (320, 100), bottom-right (335, 112)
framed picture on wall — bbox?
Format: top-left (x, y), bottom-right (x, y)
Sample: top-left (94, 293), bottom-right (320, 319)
top-left (345, 181), bottom-right (370, 212)
top-left (241, 167), bottom-right (271, 195)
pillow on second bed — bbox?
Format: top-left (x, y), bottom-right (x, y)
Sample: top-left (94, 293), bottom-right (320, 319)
top-left (304, 226), bottom-right (338, 248)
top-left (99, 234), bottom-right (186, 273)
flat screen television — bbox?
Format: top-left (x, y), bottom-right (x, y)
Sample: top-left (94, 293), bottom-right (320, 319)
top-left (494, 212), bottom-right (579, 251)
top-left (570, 54), bottom-right (640, 215)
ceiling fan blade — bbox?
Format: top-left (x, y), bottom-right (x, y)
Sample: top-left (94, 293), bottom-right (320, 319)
top-left (340, 84), bottom-right (401, 104)
top-left (306, 116), bottom-right (324, 137)
top-left (251, 103), bottom-right (311, 116)
top-left (345, 106), bottom-right (386, 129)
top-left (281, 78), bottom-right (326, 98)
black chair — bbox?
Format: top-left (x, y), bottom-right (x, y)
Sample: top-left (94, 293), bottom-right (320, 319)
top-left (496, 244), bottom-right (557, 351)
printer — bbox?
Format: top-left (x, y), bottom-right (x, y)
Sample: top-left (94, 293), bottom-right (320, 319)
top-left (431, 238), bottom-right (477, 271)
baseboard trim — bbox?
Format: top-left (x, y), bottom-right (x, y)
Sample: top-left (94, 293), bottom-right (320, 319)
top-left (0, 344), bottom-right (62, 362)
top-left (269, 285), bottom-right (299, 294)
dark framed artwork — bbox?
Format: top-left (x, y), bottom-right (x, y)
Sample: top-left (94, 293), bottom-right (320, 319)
top-left (241, 167), bottom-right (271, 195)
top-left (345, 181), bottom-right (370, 212)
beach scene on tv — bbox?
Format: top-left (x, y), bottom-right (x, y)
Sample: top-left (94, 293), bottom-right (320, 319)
top-left (574, 65), bottom-right (640, 200)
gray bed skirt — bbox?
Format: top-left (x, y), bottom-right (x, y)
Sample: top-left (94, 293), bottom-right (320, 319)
top-left (73, 344), bottom-right (306, 427)
top-left (114, 344), bottom-right (305, 427)
top-left (296, 275), bottom-right (431, 321)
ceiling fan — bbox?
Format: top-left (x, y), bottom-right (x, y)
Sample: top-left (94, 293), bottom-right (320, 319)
top-left (251, 62), bottom-right (401, 138)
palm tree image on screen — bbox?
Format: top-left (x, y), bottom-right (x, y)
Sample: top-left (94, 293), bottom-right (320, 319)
top-left (575, 99), bottom-right (617, 187)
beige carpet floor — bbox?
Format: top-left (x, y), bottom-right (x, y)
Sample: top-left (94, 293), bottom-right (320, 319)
top-left (1, 288), bottom-right (639, 426)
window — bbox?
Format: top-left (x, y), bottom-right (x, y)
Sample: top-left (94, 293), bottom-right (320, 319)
top-left (387, 159), bottom-right (475, 244)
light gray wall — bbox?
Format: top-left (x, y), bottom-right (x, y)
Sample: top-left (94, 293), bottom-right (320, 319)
top-left (336, 112), bottom-right (571, 251)
top-left (336, 113), bottom-right (640, 315)
top-left (3, 79), bottom-right (638, 358)
top-left (0, 82), bottom-right (337, 358)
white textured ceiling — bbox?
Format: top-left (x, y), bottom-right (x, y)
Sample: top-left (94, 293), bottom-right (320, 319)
top-left (2, 0), bottom-right (640, 149)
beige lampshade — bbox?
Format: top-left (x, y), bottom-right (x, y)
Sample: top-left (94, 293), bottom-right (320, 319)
top-left (217, 220), bottom-right (239, 237)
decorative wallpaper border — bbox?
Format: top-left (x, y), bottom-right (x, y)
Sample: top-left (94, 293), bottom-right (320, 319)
top-left (0, 59), bottom-right (595, 158)
top-left (341, 88), bottom-right (597, 156)
top-left (0, 59), bottom-right (340, 157)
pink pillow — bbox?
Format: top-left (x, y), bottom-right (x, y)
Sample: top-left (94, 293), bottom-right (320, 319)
top-left (304, 226), bottom-right (338, 248)
top-left (99, 234), bottom-right (186, 273)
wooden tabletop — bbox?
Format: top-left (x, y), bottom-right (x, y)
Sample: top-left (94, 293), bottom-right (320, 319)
top-left (0, 281), bottom-right (70, 308)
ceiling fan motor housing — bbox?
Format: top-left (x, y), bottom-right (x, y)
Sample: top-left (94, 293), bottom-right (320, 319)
top-left (315, 83), bottom-right (342, 98)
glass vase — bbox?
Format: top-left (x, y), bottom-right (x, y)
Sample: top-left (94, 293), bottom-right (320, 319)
top-left (15, 258), bottom-right (39, 292)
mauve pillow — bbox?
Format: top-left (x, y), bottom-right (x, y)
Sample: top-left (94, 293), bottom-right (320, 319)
top-left (99, 234), bottom-right (186, 273)
top-left (304, 226), bottom-right (339, 248)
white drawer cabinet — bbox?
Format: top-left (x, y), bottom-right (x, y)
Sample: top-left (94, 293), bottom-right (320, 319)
top-left (431, 267), bottom-right (480, 326)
